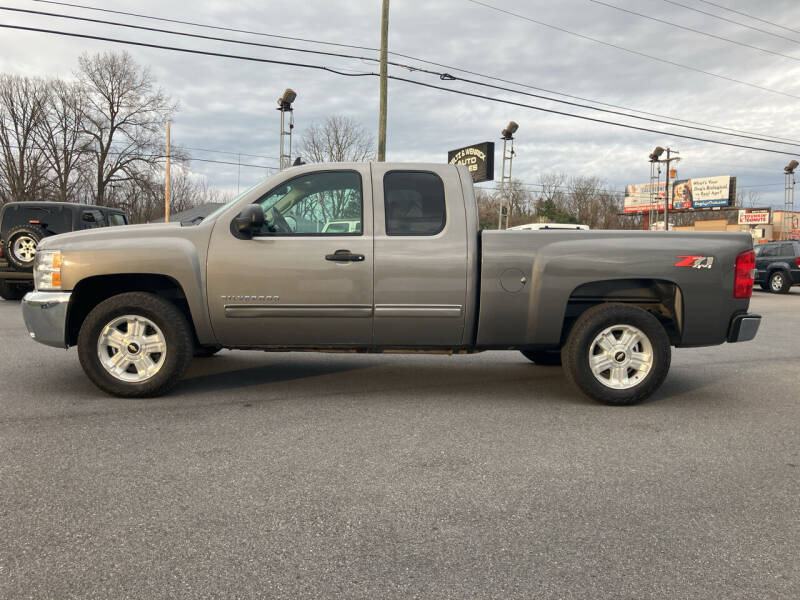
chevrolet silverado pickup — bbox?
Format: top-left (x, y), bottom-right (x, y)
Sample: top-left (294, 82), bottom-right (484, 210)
top-left (21, 163), bottom-right (760, 405)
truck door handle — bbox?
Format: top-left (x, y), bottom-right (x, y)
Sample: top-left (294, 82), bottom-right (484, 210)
top-left (325, 249), bottom-right (365, 262)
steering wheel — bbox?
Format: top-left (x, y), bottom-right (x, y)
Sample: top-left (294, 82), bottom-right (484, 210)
top-left (270, 207), bottom-right (292, 233)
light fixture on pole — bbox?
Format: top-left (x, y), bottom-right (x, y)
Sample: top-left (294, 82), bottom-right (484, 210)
top-left (647, 147), bottom-right (663, 230)
top-left (783, 159), bottom-right (797, 240)
top-left (498, 121), bottom-right (518, 229)
top-left (277, 88), bottom-right (297, 170)
top-left (649, 146), bottom-right (679, 231)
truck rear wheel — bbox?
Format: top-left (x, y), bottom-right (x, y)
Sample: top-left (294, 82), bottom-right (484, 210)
top-left (561, 303), bottom-right (671, 406)
top-left (78, 292), bottom-right (193, 397)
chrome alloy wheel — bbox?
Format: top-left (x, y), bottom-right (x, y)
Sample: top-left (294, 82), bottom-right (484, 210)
top-left (770, 273), bottom-right (785, 292)
top-left (12, 235), bottom-right (37, 263)
top-left (588, 324), bottom-right (654, 390)
top-left (97, 315), bottom-right (166, 383)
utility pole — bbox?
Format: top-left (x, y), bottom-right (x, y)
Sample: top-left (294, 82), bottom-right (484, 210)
top-left (377, 0), bottom-right (390, 162)
top-left (164, 121), bottom-right (171, 223)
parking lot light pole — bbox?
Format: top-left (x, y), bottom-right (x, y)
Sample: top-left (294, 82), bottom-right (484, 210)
top-left (278, 88), bottom-right (297, 170)
top-left (498, 121), bottom-right (518, 229)
top-left (649, 146), bottom-right (679, 230)
top-left (784, 160), bottom-right (798, 240)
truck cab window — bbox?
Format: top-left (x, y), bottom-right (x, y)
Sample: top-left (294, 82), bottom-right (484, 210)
top-left (384, 171), bottom-right (446, 236)
top-left (255, 170), bottom-right (362, 235)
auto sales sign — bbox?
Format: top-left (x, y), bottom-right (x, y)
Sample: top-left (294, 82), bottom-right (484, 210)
top-left (448, 142), bottom-right (495, 183)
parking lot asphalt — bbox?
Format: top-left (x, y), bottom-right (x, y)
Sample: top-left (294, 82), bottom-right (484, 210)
top-left (0, 290), bottom-right (798, 599)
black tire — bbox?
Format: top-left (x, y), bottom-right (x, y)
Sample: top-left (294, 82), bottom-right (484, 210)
top-left (520, 349), bottom-right (562, 366)
top-left (758, 282), bottom-right (770, 291)
top-left (0, 279), bottom-right (29, 300)
top-left (78, 292), bottom-right (194, 397)
top-left (561, 303), bottom-right (671, 406)
top-left (194, 344), bottom-right (223, 357)
top-left (5, 224), bottom-right (47, 270)
top-left (768, 270), bottom-right (791, 294)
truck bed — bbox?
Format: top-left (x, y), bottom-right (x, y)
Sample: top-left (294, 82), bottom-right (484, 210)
top-left (475, 229), bottom-right (754, 349)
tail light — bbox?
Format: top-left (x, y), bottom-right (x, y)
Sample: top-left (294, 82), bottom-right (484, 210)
top-left (795, 257), bottom-right (800, 268)
top-left (734, 249), bottom-right (756, 299)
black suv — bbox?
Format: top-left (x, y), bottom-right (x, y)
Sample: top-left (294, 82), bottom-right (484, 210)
top-left (754, 240), bottom-right (800, 294)
top-left (0, 202), bottom-right (128, 300)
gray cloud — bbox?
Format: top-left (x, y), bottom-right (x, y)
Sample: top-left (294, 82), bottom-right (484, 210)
top-left (2, 0), bottom-right (799, 207)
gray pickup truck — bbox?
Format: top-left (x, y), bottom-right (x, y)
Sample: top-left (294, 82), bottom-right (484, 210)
top-left (21, 162), bottom-right (760, 405)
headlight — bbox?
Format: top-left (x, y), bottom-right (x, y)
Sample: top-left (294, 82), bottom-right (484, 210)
top-left (34, 250), bottom-right (62, 290)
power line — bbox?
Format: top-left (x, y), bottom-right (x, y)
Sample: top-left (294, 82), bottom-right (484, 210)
top-left (7, 6), bottom-right (800, 149)
top-left (31, 0), bottom-right (381, 52)
top-left (589, 0), bottom-right (800, 62)
top-left (2, 142), bottom-right (279, 170)
top-left (659, 0), bottom-right (800, 46)
top-left (26, 0), bottom-right (800, 144)
top-left (187, 156), bottom-right (277, 170)
top-left (696, 0), bottom-right (800, 37)
top-left (464, 0), bottom-right (800, 100)
top-left (3, 22), bottom-right (800, 158)
top-left (181, 147), bottom-right (279, 161)
top-left (0, 21), bottom-right (373, 77)
top-left (2, 6), bottom-right (380, 64)
top-left (388, 74), bottom-right (800, 157)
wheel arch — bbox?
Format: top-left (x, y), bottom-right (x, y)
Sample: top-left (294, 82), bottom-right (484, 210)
top-left (66, 274), bottom-right (201, 347)
top-left (561, 278), bottom-right (683, 346)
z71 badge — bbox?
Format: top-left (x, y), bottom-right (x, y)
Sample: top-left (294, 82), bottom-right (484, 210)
top-left (674, 255), bottom-right (714, 269)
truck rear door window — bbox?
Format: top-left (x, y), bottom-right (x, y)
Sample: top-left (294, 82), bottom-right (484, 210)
top-left (384, 171), bottom-right (446, 236)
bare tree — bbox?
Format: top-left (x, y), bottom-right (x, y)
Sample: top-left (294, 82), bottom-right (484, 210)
top-left (0, 75), bottom-right (48, 204)
top-left (564, 176), bottom-right (623, 229)
top-left (736, 188), bottom-right (762, 209)
top-left (537, 172), bottom-right (567, 210)
top-left (475, 187), bottom-right (501, 229)
top-left (37, 79), bottom-right (89, 203)
top-left (299, 116), bottom-right (375, 163)
top-left (77, 51), bottom-right (176, 205)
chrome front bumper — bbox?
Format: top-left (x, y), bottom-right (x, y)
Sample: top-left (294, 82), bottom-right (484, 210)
top-left (21, 291), bottom-right (72, 349)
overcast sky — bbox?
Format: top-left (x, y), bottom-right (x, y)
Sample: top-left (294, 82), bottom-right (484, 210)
top-left (2, 0), bottom-right (800, 208)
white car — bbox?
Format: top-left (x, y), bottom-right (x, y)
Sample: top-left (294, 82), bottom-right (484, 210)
top-left (321, 220), bottom-right (361, 233)
top-left (508, 223), bottom-right (589, 231)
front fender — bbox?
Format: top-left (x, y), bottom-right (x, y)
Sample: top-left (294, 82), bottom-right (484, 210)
top-left (58, 236), bottom-right (212, 342)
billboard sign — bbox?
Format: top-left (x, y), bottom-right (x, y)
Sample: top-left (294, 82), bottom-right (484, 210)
top-left (624, 176), bottom-right (736, 214)
top-left (623, 181), bottom-right (666, 213)
top-left (448, 142), bottom-right (495, 183)
top-left (673, 176), bottom-right (735, 209)
top-left (738, 209), bottom-right (771, 225)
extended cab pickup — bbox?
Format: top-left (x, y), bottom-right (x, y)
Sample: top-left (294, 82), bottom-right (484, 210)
top-left (21, 163), bottom-right (761, 404)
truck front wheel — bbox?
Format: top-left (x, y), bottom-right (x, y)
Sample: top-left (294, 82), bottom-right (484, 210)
top-left (561, 303), bottom-right (671, 406)
top-left (78, 292), bottom-right (194, 397)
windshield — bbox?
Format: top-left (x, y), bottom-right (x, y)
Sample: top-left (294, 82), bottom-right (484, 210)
top-left (200, 179), bottom-right (266, 223)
